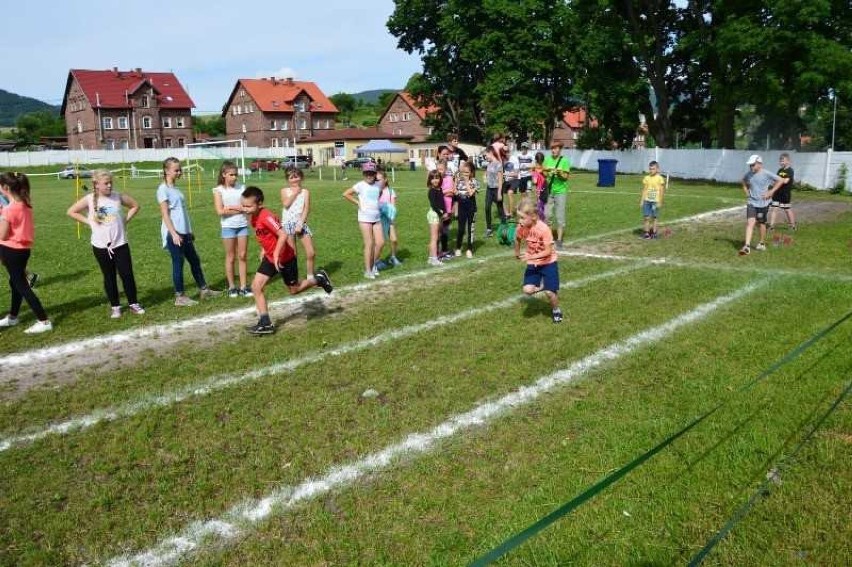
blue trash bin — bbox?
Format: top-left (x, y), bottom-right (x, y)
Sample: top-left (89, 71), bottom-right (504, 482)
top-left (597, 158), bottom-right (618, 187)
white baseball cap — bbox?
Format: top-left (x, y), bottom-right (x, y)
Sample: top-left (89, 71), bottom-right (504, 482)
top-left (746, 154), bottom-right (762, 165)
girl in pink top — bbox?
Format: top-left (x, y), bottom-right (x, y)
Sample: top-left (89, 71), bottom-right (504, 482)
top-left (0, 172), bottom-right (51, 333)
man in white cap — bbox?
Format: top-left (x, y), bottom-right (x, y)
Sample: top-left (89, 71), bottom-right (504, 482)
top-left (739, 154), bottom-right (785, 255)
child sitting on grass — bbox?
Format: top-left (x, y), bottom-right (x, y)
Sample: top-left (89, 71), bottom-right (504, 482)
top-left (514, 198), bottom-right (563, 324)
top-left (241, 186), bottom-right (333, 335)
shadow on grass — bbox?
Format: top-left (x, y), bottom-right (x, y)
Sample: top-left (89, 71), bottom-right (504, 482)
top-left (714, 236), bottom-right (744, 250)
top-left (521, 295), bottom-right (554, 320)
top-left (29, 269), bottom-right (91, 288)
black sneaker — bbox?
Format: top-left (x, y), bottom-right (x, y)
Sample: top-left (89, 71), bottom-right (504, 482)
top-left (314, 270), bottom-right (333, 294)
top-left (27, 272), bottom-right (39, 288)
top-left (552, 310), bottom-right (564, 323)
top-left (248, 322), bottom-right (276, 335)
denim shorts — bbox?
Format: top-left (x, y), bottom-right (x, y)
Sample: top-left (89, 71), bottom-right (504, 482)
top-left (523, 261), bottom-right (560, 293)
top-left (642, 201), bottom-right (659, 218)
top-left (221, 225), bottom-right (249, 239)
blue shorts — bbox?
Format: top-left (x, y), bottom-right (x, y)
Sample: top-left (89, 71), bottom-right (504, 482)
top-left (642, 201), bottom-right (659, 218)
top-left (523, 261), bottom-right (560, 293)
top-left (221, 226), bottom-right (249, 239)
top-left (381, 214), bottom-right (394, 238)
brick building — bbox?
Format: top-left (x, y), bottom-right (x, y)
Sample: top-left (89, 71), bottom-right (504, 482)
top-left (222, 78), bottom-right (338, 147)
top-left (551, 108), bottom-right (596, 149)
top-left (61, 68), bottom-right (194, 150)
top-left (377, 91), bottom-right (439, 143)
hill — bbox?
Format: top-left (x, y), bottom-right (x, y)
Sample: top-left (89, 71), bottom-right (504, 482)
top-left (0, 89), bottom-right (60, 127)
top-left (352, 89), bottom-right (397, 105)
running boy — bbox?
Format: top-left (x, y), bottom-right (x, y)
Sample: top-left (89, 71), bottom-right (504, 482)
top-left (739, 155), bottom-right (785, 256)
top-left (241, 186), bottom-right (333, 335)
top-left (514, 199), bottom-right (563, 323)
top-left (768, 152), bottom-right (797, 231)
top-left (640, 160), bottom-right (665, 239)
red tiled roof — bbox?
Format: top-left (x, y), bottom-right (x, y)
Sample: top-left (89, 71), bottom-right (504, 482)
top-left (64, 69), bottom-right (194, 111)
top-left (233, 78), bottom-right (338, 114)
top-left (305, 127), bottom-right (412, 143)
top-left (398, 91), bottom-right (439, 120)
top-left (562, 108), bottom-right (595, 129)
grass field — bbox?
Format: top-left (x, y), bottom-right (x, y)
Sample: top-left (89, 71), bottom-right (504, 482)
top-left (0, 164), bottom-right (850, 566)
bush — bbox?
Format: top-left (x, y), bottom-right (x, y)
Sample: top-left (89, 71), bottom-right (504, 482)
top-left (831, 163), bottom-right (848, 194)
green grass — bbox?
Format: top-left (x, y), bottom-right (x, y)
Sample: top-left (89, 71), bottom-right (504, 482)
top-left (0, 165), bottom-right (850, 566)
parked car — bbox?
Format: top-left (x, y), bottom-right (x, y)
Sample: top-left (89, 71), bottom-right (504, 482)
top-left (280, 155), bottom-right (312, 169)
top-left (249, 159), bottom-right (279, 172)
top-left (343, 156), bottom-right (376, 169)
top-left (58, 165), bottom-right (93, 179)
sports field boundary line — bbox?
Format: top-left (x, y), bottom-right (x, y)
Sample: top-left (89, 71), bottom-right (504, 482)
top-left (0, 264), bottom-right (649, 453)
top-left (0, 205), bottom-right (739, 370)
top-left (99, 280), bottom-right (766, 567)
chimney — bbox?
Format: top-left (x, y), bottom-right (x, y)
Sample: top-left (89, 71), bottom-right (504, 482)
top-left (134, 67), bottom-right (142, 76)
top-left (285, 77), bottom-right (294, 85)
top-left (112, 67), bottom-right (119, 75)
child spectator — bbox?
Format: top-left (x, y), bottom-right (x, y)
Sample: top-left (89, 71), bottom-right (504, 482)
top-left (483, 147), bottom-right (505, 237)
top-left (212, 161), bottom-right (250, 297)
top-left (281, 167), bottom-right (318, 279)
top-left (739, 155), bottom-right (785, 255)
top-left (0, 172), bottom-right (51, 333)
top-left (241, 186), bottom-right (332, 335)
top-left (67, 169), bottom-right (145, 319)
top-left (531, 151), bottom-right (547, 222)
top-left (514, 199), bottom-right (563, 324)
top-left (455, 160), bottom-right (479, 258)
top-left (426, 170), bottom-right (447, 266)
top-left (376, 169), bottom-right (402, 268)
top-left (640, 160), bottom-right (665, 239)
top-left (769, 152), bottom-right (797, 231)
top-left (343, 162), bottom-right (384, 278)
top-left (157, 157), bottom-right (221, 306)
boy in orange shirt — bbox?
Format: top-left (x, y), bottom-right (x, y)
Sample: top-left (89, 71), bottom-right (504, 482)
top-left (514, 199), bottom-right (563, 323)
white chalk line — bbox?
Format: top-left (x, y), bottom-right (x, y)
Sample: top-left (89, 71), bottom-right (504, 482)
top-left (101, 280), bottom-right (767, 567)
top-left (571, 189), bottom-right (739, 202)
top-left (561, 251), bottom-right (852, 283)
top-left (0, 264), bottom-right (648, 454)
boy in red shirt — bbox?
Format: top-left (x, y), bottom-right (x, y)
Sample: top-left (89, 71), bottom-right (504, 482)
top-left (241, 186), bottom-right (332, 335)
top-left (514, 198), bottom-right (563, 323)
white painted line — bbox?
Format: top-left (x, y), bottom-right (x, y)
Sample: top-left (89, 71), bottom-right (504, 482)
top-left (571, 189), bottom-right (738, 202)
top-left (101, 280), bottom-right (766, 567)
top-left (0, 264), bottom-right (648, 453)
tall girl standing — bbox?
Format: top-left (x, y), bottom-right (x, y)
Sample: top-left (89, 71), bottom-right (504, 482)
top-left (454, 160), bottom-right (479, 257)
top-left (157, 157), bottom-right (220, 306)
top-left (343, 161), bottom-right (384, 279)
top-left (0, 172), bottom-right (51, 333)
top-left (67, 169), bottom-right (145, 318)
top-left (280, 167), bottom-right (317, 278)
top-left (212, 161), bottom-right (250, 297)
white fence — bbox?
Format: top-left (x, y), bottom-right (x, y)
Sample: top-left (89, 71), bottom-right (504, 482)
top-left (1, 145), bottom-right (850, 190)
top-left (564, 148), bottom-right (852, 191)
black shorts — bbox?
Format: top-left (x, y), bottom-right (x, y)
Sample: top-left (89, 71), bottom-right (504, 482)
top-left (258, 256), bottom-right (299, 286)
top-left (517, 177), bottom-right (531, 193)
top-left (771, 187), bottom-right (792, 206)
top-left (503, 179), bottom-right (520, 193)
top-left (746, 205), bottom-right (769, 224)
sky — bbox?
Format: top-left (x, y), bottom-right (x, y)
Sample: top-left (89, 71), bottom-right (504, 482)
top-left (1, 0), bottom-right (423, 114)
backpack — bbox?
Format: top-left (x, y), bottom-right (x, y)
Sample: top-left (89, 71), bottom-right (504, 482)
top-left (497, 220), bottom-right (517, 246)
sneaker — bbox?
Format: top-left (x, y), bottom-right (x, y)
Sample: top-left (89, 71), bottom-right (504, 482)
top-left (791, 224), bottom-right (798, 231)
top-left (374, 259), bottom-right (389, 271)
top-left (24, 320), bottom-right (52, 334)
top-left (314, 270), bottom-right (333, 294)
top-left (738, 245), bottom-right (750, 256)
top-left (0, 315), bottom-right (19, 327)
top-left (552, 310), bottom-right (564, 324)
top-left (371, 265), bottom-right (380, 277)
top-left (642, 232), bottom-right (652, 240)
top-left (110, 306), bottom-right (122, 319)
top-left (228, 288), bottom-right (240, 298)
top-left (129, 303), bottom-right (146, 315)
top-left (199, 287), bottom-right (222, 300)
top-left (389, 256), bottom-right (403, 267)
top-left (27, 272), bottom-right (39, 288)
top-left (248, 322), bottom-right (275, 335)
top-left (439, 251), bottom-right (454, 260)
top-left (756, 242), bottom-right (766, 251)
top-left (485, 228), bottom-right (494, 238)
top-left (465, 249), bottom-right (473, 258)
top-left (364, 270), bottom-right (376, 279)
top-left (454, 249), bottom-right (462, 257)
top-left (174, 294), bottom-right (198, 306)
top-left (427, 257), bottom-right (443, 267)
top-left (241, 286), bottom-right (253, 298)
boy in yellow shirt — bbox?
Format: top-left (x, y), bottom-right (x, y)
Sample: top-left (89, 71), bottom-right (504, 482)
top-left (640, 161), bottom-right (665, 239)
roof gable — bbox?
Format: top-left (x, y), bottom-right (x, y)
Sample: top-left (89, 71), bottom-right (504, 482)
top-left (231, 78), bottom-right (338, 114)
top-left (378, 91), bottom-right (439, 124)
top-left (63, 68), bottom-right (194, 112)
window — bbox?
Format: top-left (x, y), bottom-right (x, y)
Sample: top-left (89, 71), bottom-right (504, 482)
top-left (232, 106), bottom-right (237, 116)
top-left (241, 123), bottom-right (247, 133)
top-left (239, 89), bottom-right (246, 98)
top-left (120, 139), bottom-right (129, 149)
top-left (298, 119), bottom-right (307, 130)
top-left (162, 117), bottom-right (172, 128)
top-left (142, 116), bottom-right (152, 129)
top-left (76, 119), bottom-right (83, 133)
top-left (141, 95), bottom-right (150, 108)
top-left (106, 139), bottom-right (115, 150)
top-left (427, 127), bottom-right (434, 135)
top-left (294, 101), bottom-right (306, 112)
top-left (247, 103), bottom-right (254, 113)
top-left (270, 120), bottom-right (277, 130)
top-left (402, 112), bottom-right (411, 121)
top-left (164, 138), bottom-right (173, 148)
top-left (271, 138), bottom-right (279, 147)
top-left (118, 116), bottom-right (128, 129)
top-left (176, 117), bottom-right (185, 128)
top-left (178, 138), bottom-right (185, 147)
top-left (313, 119), bottom-right (321, 129)
top-left (102, 117), bottom-right (113, 130)
top-left (281, 120), bottom-right (290, 130)
top-left (389, 113), bottom-right (398, 122)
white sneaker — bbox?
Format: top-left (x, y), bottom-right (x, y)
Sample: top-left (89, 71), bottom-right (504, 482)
top-left (0, 315), bottom-right (19, 327)
top-left (364, 270), bottom-right (376, 279)
top-left (756, 242), bottom-right (766, 251)
top-left (371, 265), bottom-right (380, 277)
top-left (24, 320), bottom-right (52, 334)
top-left (427, 257), bottom-right (443, 267)
top-left (465, 249), bottom-right (473, 258)
top-left (110, 306), bottom-right (122, 319)
top-left (454, 249), bottom-right (462, 257)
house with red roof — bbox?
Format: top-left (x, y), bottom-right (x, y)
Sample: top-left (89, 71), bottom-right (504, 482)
top-left (61, 68), bottom-right (195, 150)
top-left (222, 77), bottom-right (338, 148)
top-left (551, 108), bottom-right (596, 149)
top-left (377, 91), bottom-right (439, 143)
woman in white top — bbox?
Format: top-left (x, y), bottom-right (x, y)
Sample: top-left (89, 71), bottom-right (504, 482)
top-left (67, 169), bottom-right (145, 318)
top-left (280, 167), bottom-right (317, 278)
top-left (212, 161), bottom-right (250, 297)
top-left (343, 161), bottom-right (384, 279)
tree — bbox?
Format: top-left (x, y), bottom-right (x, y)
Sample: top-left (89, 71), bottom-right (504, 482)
top-left (15, 111), bottom-right (64, 146)
top-left (329, 92), bottom-right (357, 126)
top-left (193, 115), bottom-right (225, 137)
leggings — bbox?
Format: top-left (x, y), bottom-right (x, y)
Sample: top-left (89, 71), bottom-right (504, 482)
top-left (1, 246), bottom-right (47, 321)
top-left (165, 233), bottom-right (208, 294)
top-left (456, 199), bottom-right (476, 250)
top-left (92, 243), bottom-right (139, 306)
top-left (484, 186), bottom-right (505, 229)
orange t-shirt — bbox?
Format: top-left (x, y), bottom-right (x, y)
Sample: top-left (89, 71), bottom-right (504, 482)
top-left (516, 219), bottom-right (557, 266)
top-left (0, 201), bottom-right (34, 249)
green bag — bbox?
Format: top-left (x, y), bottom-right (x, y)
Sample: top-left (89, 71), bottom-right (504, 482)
top-left (497, 221), bottom-right (517, 246)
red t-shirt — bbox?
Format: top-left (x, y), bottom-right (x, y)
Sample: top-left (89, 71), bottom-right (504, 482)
top-left (250, 208), bottom-right (294, 263)
top-left (0, 201), bottom-right (34, 249)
